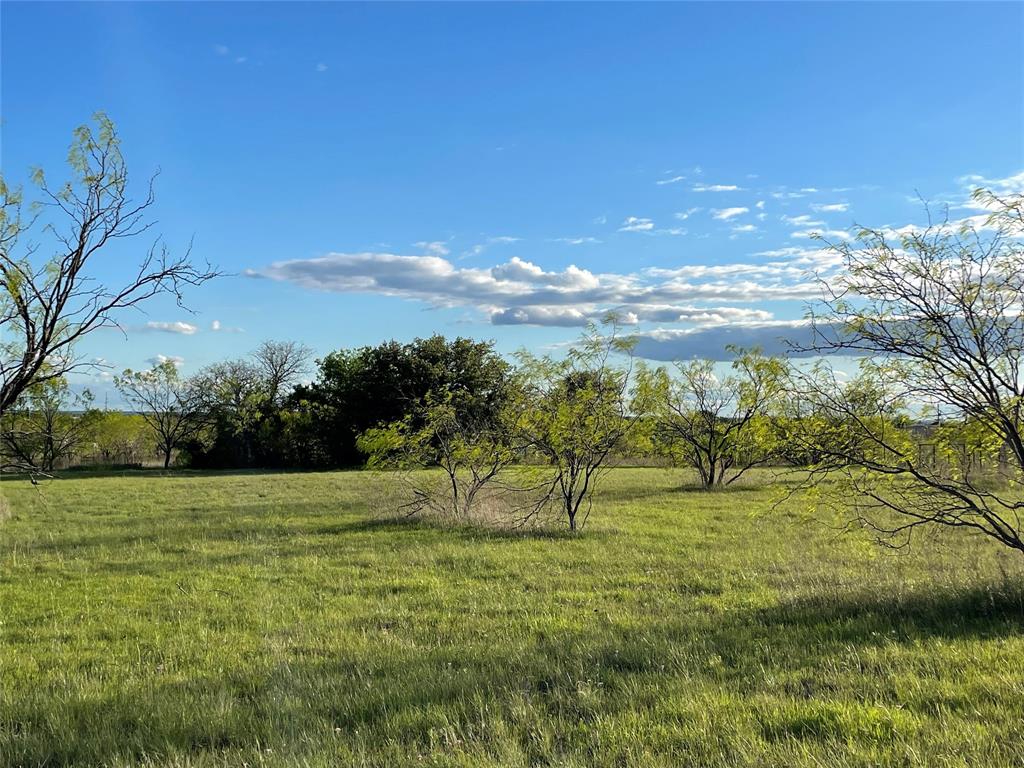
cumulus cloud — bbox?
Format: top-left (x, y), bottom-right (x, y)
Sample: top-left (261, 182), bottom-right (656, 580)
top-left (712, 207), bottom-right (749, 221)
top-left (619, 216), bottom-right (655, 232)
top-left (674, 208), bottom-right (701, 220)
top-left (812, 202), bottom-right (849, 213)
top-left (491, 306), bottom-right (600, 327)
top-left (253, 250), bottom-right (826, 328)
top-left (493, 304), bottom-right (771, 328)
top-left (144, 321), bottom-right (198, 335)
top-left (731, 224), bottom-right (758, 233)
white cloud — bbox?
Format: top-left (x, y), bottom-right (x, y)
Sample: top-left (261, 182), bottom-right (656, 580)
top-left (316, 63), bottom-right (328, 72)
top-left (674, 207), bottom-right (701, 220)
top-left (958, 170), bottom-right (1024, 195)
top-left (415, 240), bottom-right (450, 256)
top-left (488, 236), bottom-right (521, 244)
top-left (712, 207), bottom-right (749, 221)
top-left (811, 202), bottom-right (849, 213)
top-left (491, 306), bottom-right (594, 327)
top-left (755, 200), bottom-right (765, 210)
top-left (146, 354), bottom-right (185, 369)
top-left (693, 184), bottom-right (743, 192)
top-left (731, 224), bottom-right (758, 233)
top-left (145, 321), bottom-right (198, 335)
top-left (956, 170), bottom-right (1024, 212)
top-left (791, 228), bottom-right (852, 241)
top-left (656, 175), bottom-right (686, 185)
top-left (490, 257), bottom-right (601, 290)
top-left (754, 246), bottom-right (844, 271)
top-left (492, 304), bottom-right (771, 328)
top-left (209, 319), bottom-right (245, 334)
top-left (782, 214), bottom-right (824, 227)
top-left (253, 250), bottom-right (825, 328)
top-left (619, 216), bottom-right (655, 232)
top-left (549, 236), bottom-right (602, 245)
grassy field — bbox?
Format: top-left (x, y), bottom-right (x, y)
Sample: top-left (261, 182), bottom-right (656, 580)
top-left (1, 468), bottom-right (1023, 767)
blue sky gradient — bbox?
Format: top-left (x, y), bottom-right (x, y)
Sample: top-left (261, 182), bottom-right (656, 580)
top-left (2, 1), bottom-right (1022, 400)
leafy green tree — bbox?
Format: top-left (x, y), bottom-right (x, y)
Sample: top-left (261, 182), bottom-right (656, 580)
top-left (296, 336), bottom-right (512, 467)
top-left (0, 377), bottom-right (96, 471)
top-left (180, 341), bottom-right (311, 468)
top-left (359, 388), bottom-right (527, 520)
top-left (89, 410), bottom-right (152, 465)
top-left (635, 349), bottom-right (788, 489)
top-left (115, 361), bottom-right (206, 468)
top-left (516, 319), bottom-right (640, 532)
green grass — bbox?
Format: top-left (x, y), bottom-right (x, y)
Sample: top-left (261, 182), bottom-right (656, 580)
top-left (1, 468), bottom-right (1023, 767)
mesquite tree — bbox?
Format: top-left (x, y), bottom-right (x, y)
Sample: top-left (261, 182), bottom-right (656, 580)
top-left (0, 113), bottom-right (217, 418)
top-left (0, 377), bottom-right (97, 472)
top-left (116, 361), bottom-right (206, 468)
top-left (636, 349), bottom-right (788, 489)
top-left (358, 391), bottom-right (527, 521)
top-left (517, 319), bottom-right (641, 532)
top-left (795, 190), bottom-right (1024, 552)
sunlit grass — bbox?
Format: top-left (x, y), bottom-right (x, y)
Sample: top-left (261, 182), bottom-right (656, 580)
top-left (1, 468), bottom-right (1022, 766)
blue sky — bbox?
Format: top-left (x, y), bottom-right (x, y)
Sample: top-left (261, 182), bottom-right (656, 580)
top-left (2, 2), bottom-right (1022, 400)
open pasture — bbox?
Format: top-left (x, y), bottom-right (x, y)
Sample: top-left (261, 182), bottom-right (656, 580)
top-left (1, 469), bottom-right (1023, 767)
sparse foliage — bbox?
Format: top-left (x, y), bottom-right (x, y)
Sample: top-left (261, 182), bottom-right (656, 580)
top-left (252, 340), bottom-right (312, 406)
top-left (0, 113), bottom-right (217, 418)
top-left (794, 190), bottom-right (1024, 552)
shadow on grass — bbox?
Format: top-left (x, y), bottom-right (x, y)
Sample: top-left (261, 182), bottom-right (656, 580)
top-left (749, 581), bottom-right (1024, 643)
top-left (315, 513), bottom-right (597, 542)
top-left (16, 467), bottom-right (361, 482)
top-left (6, 577), bottom-right (1024, 765)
